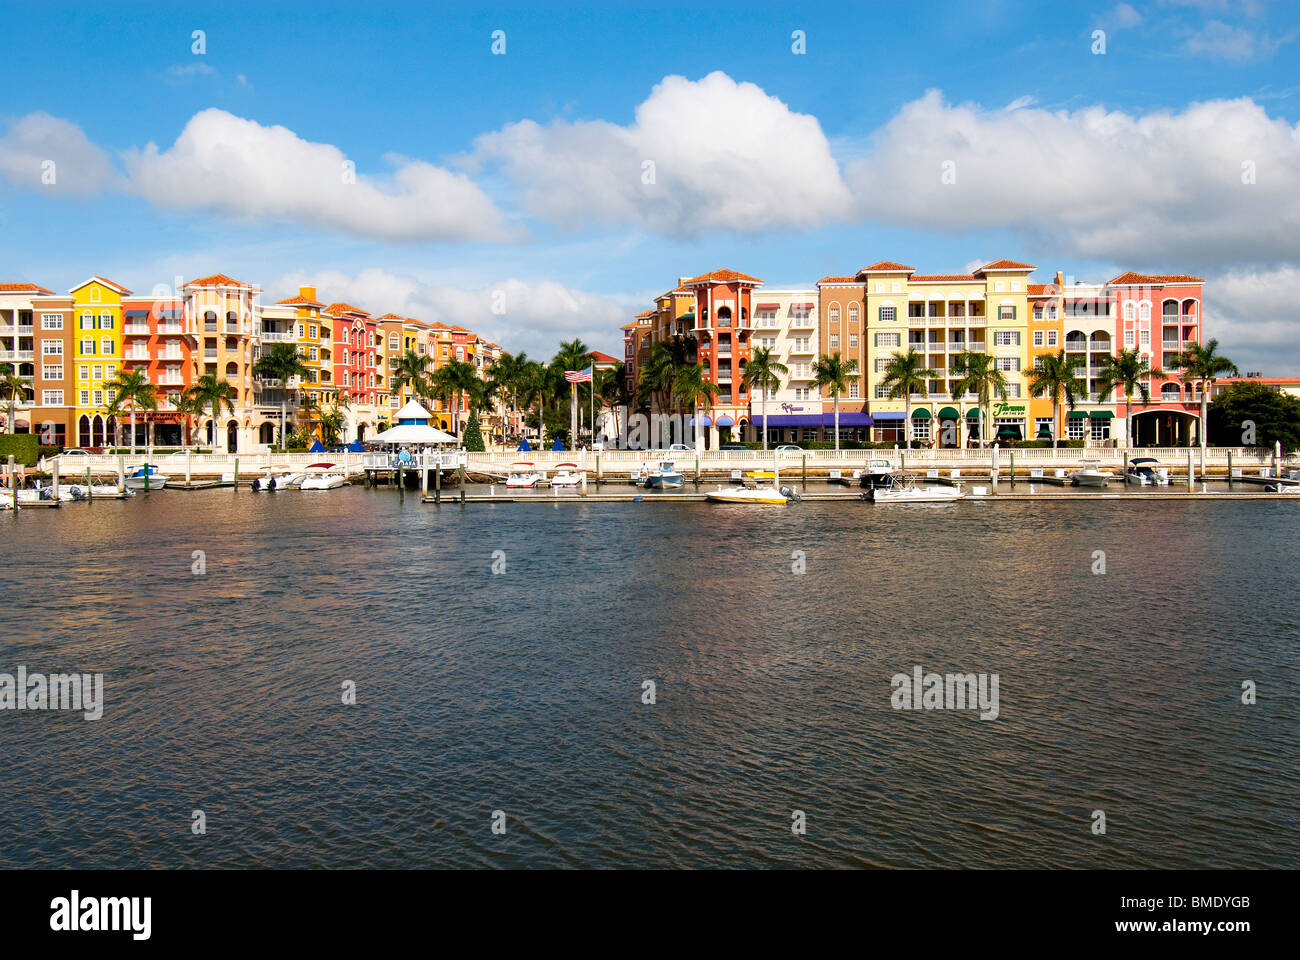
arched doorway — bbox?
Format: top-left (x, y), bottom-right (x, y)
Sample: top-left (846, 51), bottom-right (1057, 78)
top-left (78, 415), bottom-right (91, 448)
top-left (226, 420), bottom-right (239, 453)
top-left (258, 422), bottom-right (275, 446)
top-left (357, 423), bottom-right (367, 441)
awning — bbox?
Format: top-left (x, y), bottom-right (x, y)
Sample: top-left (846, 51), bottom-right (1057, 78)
top-left (679, 312), bottom-right (695, 322)
top-left (715, 415), bottom-right (735, 427)
top-left (937, 406), bottom-right (960, 419)
top-left (1090, 410), bottom-right (1114, 419)
top-left (911, 408), bottom-right (931, 419)
top-left (1068, 411), bottom-right (1090, 419)
top-left (966, 409), bottom-right (982, 419)
top-left (124, 309), bottom-right (150, 318)
top-left (792, 303), bottom-right (815, 310)
top-left (309, 439), bottom-right (326, 452)
top-left (752, 413), bottom-right (874, 427)
top-left (755, 303), bottom-right (780, 311)
top-left (871, 411), bottom-right (905, 421)
top-left (689, 415), bottom-right (712, 426)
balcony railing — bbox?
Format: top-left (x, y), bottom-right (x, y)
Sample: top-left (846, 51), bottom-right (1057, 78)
top-left (1162, 341), bottom-right (1181, 351)
top-left (124, 324), bottom-right (150, 335)
top-left (260, 331), bottom-right (294, 343)
top-left (159, 323), bottom-right (183, 335)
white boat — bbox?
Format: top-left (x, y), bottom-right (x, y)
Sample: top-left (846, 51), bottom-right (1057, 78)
top-left (63, 483), bottom-right (133, 500)
top-left (273, 471), bottom-right (306, 490)
top-left (1070, 461), bottom-right (1114, 488)
top-left (299, 463), bottom-right (346, 490)
top-left (644, 460), bottom-right (684, 490)
top-left (706, 482), bottom-right (793, 505)
top-left (506, 461), bottom-right (542, 488)
top-left (253, 470), bottom-right (297, 491)
top-left (124, 464), bottom-right (169, 489)
top-left (549, 463), bottom-right (582, 488)
top-left (859, 459), bottom-right (900, 491)
top-left (15, 487), bottom-right (60, 504)
top-left (1125, 457), bottom-right (1168, 486)
top-left (867, 476), bottom-right (965, 503)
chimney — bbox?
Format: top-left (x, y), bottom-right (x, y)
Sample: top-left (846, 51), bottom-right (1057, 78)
top-left (678, 277), bottom-right (688, 288)
top-left (1054, 270), bottom-right (1064, 290)
top-left (301, 285), bottom-right (316, 301)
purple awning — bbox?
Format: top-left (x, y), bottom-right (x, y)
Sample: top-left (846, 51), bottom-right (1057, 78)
top-left (752, 413), bottom-right (873, 427)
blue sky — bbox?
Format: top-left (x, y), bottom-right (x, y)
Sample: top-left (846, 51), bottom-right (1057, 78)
top-left (2, 0), bottom-right (1299, 368)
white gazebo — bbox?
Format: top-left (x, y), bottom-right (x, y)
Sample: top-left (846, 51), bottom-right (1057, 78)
top-left (372, 400), bottom-right (458, 446)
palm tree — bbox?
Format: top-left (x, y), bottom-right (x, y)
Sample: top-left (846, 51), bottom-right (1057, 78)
top-left (673, 363), bottom-right (719, 447)
top-left (105, 368), bottom-right (158, 455)
top-left (183, 372), bottom-right (237, 453)
top-left (1095, 349), bottom-right (1164, 449)
top-left (949, 351), bottom-right (1008, 449)
top-left (550, 339), bottom-right (593, 439)
top-left (637, 342), bottom-right (681, 420)
top-left (430, 359), bottom-right (479, 439)
top-left (811, 352), bottom-right (859, 451)
top-left (489, 351), bottom-right (530, 440)
top-left (391, 349), bottom-right (434, 406)
top-left (1171, 339), bottom-right (1238, 457)
top-left (1027, 350), bottom-right (1087, 448)
top-left (0, 364), bottom-right (27, 435)
top-left (595, 363), bottom-right (631, 445)
top-left (173, 391), bottom-right (205, 447)
top-left (519, 360), bottom-right (564, 448)
top-left (741, 347), bottom-right (788, 450)
top-left (880, 348), bottom-right (938, 448)
top-left (252, 343), bottom-right (311, 451)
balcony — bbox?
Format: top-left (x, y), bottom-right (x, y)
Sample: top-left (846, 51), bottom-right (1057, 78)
top-left (788, 343), bottom-right (815, 355)
top-left (203, 322), bottom-right (218, 333)
top-left (1162, 341), bottom-right (1181, 351)
top-left (124, 323), bottom-right (150, 335)
top-left (159, 323), bottom-right (183, 335)
top-left (203, 350), bottom-right (218, 360)
top-left (260, 330), bottom-right (295, 343)
top-left (125, 349), bottom-right (151, 361)
top-left (788, 315), bottom-right (816, 330)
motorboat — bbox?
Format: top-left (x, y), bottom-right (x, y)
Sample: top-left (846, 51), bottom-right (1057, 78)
top-left (124, 464), bottom-right (169, 489)
top-left (299, 463), bottom-right (347, 490)
top-left (62, 483), bottom-right (133, 500)
top-left (859, 460), bottom-right (901, 491)
top-left (706, 482), bottom-right (797, 504)
top-left (15, 486), bottom-right (60, 504)
top-left (1125, 457), bottom-right (1168, 486)
top-left (253, 469), bottom-right (297, 491)
top-left (866, 476), bottom-right (964, 503)
top-left (1070, 461), bottom-right (1114, 488)
top-left (644, 460), bottom-right (684, 490)
top-left (506, 462), bottom-right (542, 488)
top-left (549, 463), bottom-right (582, 488)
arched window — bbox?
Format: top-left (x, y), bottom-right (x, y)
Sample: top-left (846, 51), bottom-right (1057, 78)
top-left (1161, 383), bottom-right (1181, 401)
top-left (829, 304), bottom-right (840, 323)
top-left (848, 304), bottom-right (859, 323)
top-left (1139, 302), bottom-right (1151, 321)
top-left (1124, 303), bottom-right (1135, 321)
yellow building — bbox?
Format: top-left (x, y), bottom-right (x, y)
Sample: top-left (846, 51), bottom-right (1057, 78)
top-left (71, 276), bottom-right (130, 447)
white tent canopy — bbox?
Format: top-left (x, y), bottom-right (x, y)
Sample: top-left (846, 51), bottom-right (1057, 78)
top-left (392, 399), bottom-right (435, 423)
top-left (371, 423), bottom-right (457, 445)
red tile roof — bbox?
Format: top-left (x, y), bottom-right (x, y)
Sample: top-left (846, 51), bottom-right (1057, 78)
top-left (975, 259), bottom-right (1036, 272)
top-left (0, 282), bottom-right (55, 294)
top-left (323, 302), bottom-right (370, 317)
top-left (186, 273), bottom-right (254, 289)
top-left (275, 294), bottom-right (324, 307)
top-left (374, 313), bottom-right (407, 321)
top-left (71, 276), bottom-right (132, 295)
top-left (682, 268), bottom-right (762, 285)
top-left (591, 351), bottom-right (620, 364)
top-left (1027, 284), bottom-right (1058, 296)
top-left (817, 276), bottom-right (858, 284)
top-left (1108, 272), bottom-right (1204, 285)
top-left (911, 274), bottom-right (976, 282)
top-left (858, 261), bottom-right (915, 273)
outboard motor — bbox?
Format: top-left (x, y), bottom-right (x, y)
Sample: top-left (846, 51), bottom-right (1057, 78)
top-left (779, 485), bottom-right (802, 502)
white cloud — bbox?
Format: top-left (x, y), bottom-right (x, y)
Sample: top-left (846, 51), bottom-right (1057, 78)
top-left (1005, 95), bottom-right (1038, 111)
top-left (1185, 20), bottom-right (1293, 61)
top-left (1203, 265), bottom-right (1300, 374)
top-left (166, 62), bottom-right (217, 81)
top-left (274, 268), bottom-right (630, 359)
top-left (125, 109), bottom-right (519, 243)
top-left (0, 111), bottom-right (120, 195)
top-left (471, 70), bottom-right (852, 236)
top-left (1106, 3), bottom-right (1144, 29)
top-left (843, 90), bottom-right (1300, 268)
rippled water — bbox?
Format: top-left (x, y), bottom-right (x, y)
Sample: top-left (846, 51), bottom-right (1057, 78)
top-left (1, 489), bottom-right (1297, 868)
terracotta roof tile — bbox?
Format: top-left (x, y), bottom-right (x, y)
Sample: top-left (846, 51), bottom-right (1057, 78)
top-left (275, 294), bottom-right (324, 307)
top-left (186, 273), bottom-right (255, 289)
top-left (1108, 272), bottom-right (1204, 285)
top-left (858, 261), bottom-right (915, 273)
top-left (975, 259), bottom-right (1036, 272)
top-left (323, 301), bottom-right (370, 317)
top-left (682, 268), bottom-right (762, 285)
top-left (0, 282), bottom-right (55, 294)
top-left (817, 276), bottom-right (858, 284)
top-left (910, 274), bottom-right (977, 282)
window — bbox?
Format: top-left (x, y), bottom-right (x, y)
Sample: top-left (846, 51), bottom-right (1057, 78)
top-left (875, 332), bottom-right (900, 348)
top-left (757, 336), bottom-right (776, 349)
top-left (81, 339), bottom-right (95, 355)
top-left (1034, 306), bottom-right (1043, 321)
top-left (793, 337), bottom-right (810, 351)
top-left (106, 389), bottom-right (116, 403)
top-left (98, 313), bottom-right (113, 329)
top-left (996, 357), bottom-right (1020, 371)
top-left (1140, 329), bottom-right (1150, 346)
top-left (908, 302), bottom-right (925, 318)
top-left (79, 390), bottom-right (89, 405)
top-left (1047, 305), bottom-right (1057, 321)
top-left (310, 324), bottom-right (318, 339)
top-left (1067, 417), bottom-right (1086, 441)
top-left (891, 282), bottom-right (901, 293)
top-left (92, 364), bottom-right (103, 381)
top-left (1033, 330), bottom-right (1043, 347)
top-left (41, 313), bottom-right (63, 329)
top-left (89, 287), bottom-right (101, 303)
top-left (849, 381), bottom-right (859, 399)
top-left (995, 281), bottom-right (1005, 292)
top-left (1124, 303), bottom-right (1135, 321)
top-left (912, 418), bottom-right (931, 440)
top-left (101, 337), bottom-right (113, 355)
top-left (42, 365), bottom-right (62, 381)
top-left (389, 337), bottom-right (399, 351)
top-left (1004, 383), bottom-right (1021, 397)
top-left (875, 384), bottom-right (889, 399)
top-left (42, 390), bottom-right (63, 405)
top-left (342, 349), bottom-right (349, 364)
top-left (829, 304), bottom-right (840, 323)
top-left (999, 305), bottom-right (1016, 321)
top-left (92, 390), bottom-right (103, 406)
top-left (849, 334), bottom-right (858, 348)
top-left (1090, 418), bottom-right (1111, 441)
top-left (830, 334), bottom-right (839, 350)
top-left (1139, 303), bottom-right (1151, 321)
top-left (309, 346), bottom-right (318, 361)
top-left (793, 387), bottom-right (810, 400)
top-left (1124, 330), bottom-right (1135, 347)
top-left (848, 304), bottom-right (859, 323)
top-left (105, 364), bottom-right (116, 380)
top-left (1047, 331), bottom-right (1058, 347)
top-left (80, 312), bottom-right (94, 330)
top-left (993, 331), bottom-right (1020, 346)
top-left (879, 306), bottom-right (896, 323)
top-left (42, 340), bottom-right (63, 355)
top-left (1035, 417), bottom-right (1054, 437)
top-left (78, 364), bottom-right (89, 380)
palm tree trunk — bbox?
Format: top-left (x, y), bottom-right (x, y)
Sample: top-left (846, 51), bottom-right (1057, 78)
top-left (280, 398), bottom-right (287, 451)
top-left (833, 392), bottom-right (841, 452)
top-left (129, 407), bottom-right (137, 456)
top-left (760, 390), bottom-right (768, 451)
top-left (1199, 381), bottom-right (1208, 473)
top-left (904, 393), bottom-right (911, 450)
top-left (1126, 396), bottom-right (1133, 449)
top-left (1053, 398), bottom-right (1059, 449)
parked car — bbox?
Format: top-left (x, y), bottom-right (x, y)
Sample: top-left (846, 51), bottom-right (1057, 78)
top-left (775, 444), bottom-right (803, 453)
top-left (720, 443), bottom-right (747, 450)
top-left (667, 443), bottom-right (692, 452)
top-left (60, 449), bottom-right (90, 457)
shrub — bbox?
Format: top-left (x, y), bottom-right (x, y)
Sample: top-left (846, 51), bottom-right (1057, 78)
top-left (0, 434), bottom-right (40, 467)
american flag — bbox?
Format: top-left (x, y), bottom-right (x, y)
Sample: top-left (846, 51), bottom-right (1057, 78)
top-left (564, 365), bottom-right (593, 384)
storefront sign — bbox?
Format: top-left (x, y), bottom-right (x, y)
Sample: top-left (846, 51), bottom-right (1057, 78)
top-left (992, 402), bottom-right (1026, 417)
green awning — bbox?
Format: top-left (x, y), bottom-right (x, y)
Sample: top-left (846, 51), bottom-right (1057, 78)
top-left (911, 408), bottom-right (931, 419)
top-left (966, 409), bottom-right (982, 419)
top-left (1068, 411), bottom-right (1090, 419)
top-left (1090, 410), bottom-right (1114, 419)
top-left (937, 406), bottom-right (960, 419)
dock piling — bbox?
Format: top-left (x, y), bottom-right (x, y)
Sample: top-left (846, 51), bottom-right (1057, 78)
top-left (8, 455), bottom-right (17, 512)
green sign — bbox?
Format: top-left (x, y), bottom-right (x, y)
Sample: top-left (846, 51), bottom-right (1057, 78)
top-left (992, 402), bottom-right (1026, 417)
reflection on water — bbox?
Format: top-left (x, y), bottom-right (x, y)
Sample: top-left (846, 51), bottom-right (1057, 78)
top-left (0, 489), bottom-right (1296, 868)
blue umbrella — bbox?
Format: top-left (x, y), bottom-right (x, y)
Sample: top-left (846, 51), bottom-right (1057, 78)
top-left (551, 437), bottom-right (565, 451)
top-left (347, 439), bottom-right (364, 452)
top-left (517, 439), bottom-right (531, 452)
top-left (308, 439), bottom-right (326, 453)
